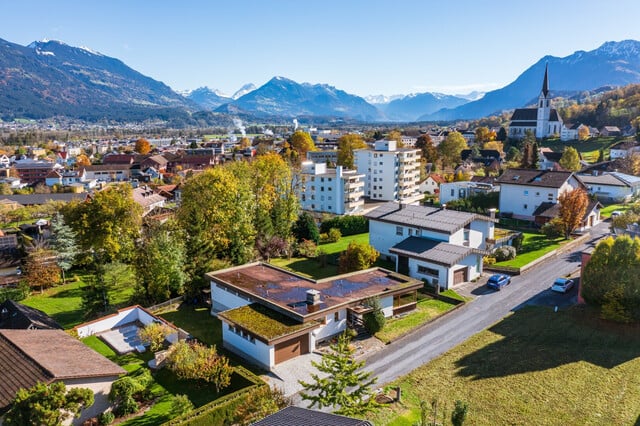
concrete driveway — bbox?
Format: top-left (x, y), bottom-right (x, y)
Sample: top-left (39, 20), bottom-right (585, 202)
top-left (261, 352), bottom-right (326, 397)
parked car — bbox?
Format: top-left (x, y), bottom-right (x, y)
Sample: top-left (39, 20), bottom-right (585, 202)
top-left (551, 277), bottom-right (574, 293)
top-left (611, 210), bottom-right (623, 218)
top-left (487, 274), bottom-right (511, 291)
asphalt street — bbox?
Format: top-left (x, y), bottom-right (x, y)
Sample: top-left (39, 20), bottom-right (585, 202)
top-left (364, 222), bottom-right (611, 387)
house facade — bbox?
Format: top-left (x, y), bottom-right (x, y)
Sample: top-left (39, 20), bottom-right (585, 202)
top-left (508, 65), bottom-right (563, 139)
top-left (577, 171), bottom-right (640, 203)
top-left (419, 173), bottom-right (445, 195)
top-left (365, 202), bottom-right (495, 289)
top-left (438, 180), bottom-right (497, 205)
top-left (208, 263), bottom-right (421, 370)
top-left (354, 140), bottom-right (421, 203)
top-left (495, 169), bottom-right (585, 221)
top-left (299, 162), bottom-right (365, 215)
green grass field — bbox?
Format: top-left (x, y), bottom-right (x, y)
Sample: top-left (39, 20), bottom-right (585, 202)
top-left (540, 136), bottom-right (621, 162)
top-left (494, 232), bottom-right (565, 269)
top-left (158, 304), bottom-right (221, 347)
top-left (269, 233), bottom-right (397, 279)
top-left (600, 203), bottom-right (632, 218)
top-left (369, 306), bottom-right (640, 425)
top-left (21, 272), bottom-right (135, 329)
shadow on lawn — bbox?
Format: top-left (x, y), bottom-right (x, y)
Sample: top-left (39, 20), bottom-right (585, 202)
top-left (455, 306), bottom-right (640, 380)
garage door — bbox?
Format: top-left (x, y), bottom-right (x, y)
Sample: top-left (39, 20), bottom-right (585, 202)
top-left (274, 334), bottom-right (309, 364)
top-left (453, 268), bottom-right (467, 285)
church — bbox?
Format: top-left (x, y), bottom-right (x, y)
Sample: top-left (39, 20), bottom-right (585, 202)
top-left (508, 64), bottom-right (563, 139)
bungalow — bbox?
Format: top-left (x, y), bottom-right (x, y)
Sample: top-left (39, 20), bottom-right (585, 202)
top-left (532, 199), bottom-right (603, 231)
top-left (577, 171), bottom-right (640, 203)
top-left (599, 126), bottom-right (621, 137)
top-left (208, 263), bottom-right (421, 370)
top-left (365, 202), bottom-right (495, 289)
top-left (495, 169), bottom-right (585, 221)
top-left (0, 329), bottom-right (125, 422)
top-left (438, 180), bottom-right (497, 205)
top-left (608, 141), bottom-right (640, 160)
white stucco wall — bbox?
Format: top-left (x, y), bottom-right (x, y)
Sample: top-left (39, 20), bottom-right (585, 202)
top-left (210, 283), bottom-right (252, 313)
top-left (310, 310), bottom-right (347, 348)
top-left (65, 376), bottom-right (119, 425)
top-left (222, 324), bottom-right (274, 369)
top-left (499, 183), bottom-right (562, 219)
top-left (76, 307), bottom-right (159, 338)
top-left (408, 253), bottom-right (481, 290)
top-left (369, 220), bottom-right (449, 261)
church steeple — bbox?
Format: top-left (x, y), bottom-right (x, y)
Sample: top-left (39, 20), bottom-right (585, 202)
top-left (541, 63), bottom-right (549, 97)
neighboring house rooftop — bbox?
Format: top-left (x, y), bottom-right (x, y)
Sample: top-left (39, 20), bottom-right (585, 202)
top-left (389, 237), bottom-right (488, 267)
top-left (0, 329), bottom-right (125, 411)
top-left (0, 193), bottom-right (87, 205)
top-left (578, 173), bottom-right (631, 188)
top-left (0, 300), bottom-right (62, 330)
top-left (252, 406), bottom-right (373, 426)
top-left (494, 169), bottom-right (575, 188)
top-left (364, 202), bottom-right (495, 235)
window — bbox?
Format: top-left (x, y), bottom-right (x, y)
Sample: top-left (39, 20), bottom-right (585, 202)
top-left (524, 204), bottom-right (528, 209)
top-left (334, 312), bottom-right (340, 322)
top-left (451, 189), bottom-right (455, 196)
top-left (524, 190), bottom-right (529, 196)
top-left (394, 291), bottom-right (417, 307)
top-left (396, 226), bottom-right (403, 236)
top-left (536, 192), bottom-right (540, 196)
top-left (408, 228), bottom-right (413, 236)
top-left (418, 265), bottom-right (439, 276)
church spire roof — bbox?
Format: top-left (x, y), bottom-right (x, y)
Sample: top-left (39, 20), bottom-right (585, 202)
top-left (541, 63), bottom-right (549, 97)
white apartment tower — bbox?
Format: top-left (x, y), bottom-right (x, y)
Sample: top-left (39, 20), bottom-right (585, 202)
top-left (300, 162), bottom-right (365, 215)
top-left (354, 140), bottom-right (421, 203)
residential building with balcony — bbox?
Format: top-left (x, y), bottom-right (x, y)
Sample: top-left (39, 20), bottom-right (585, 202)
top-left (354, 140), bottom-right (421, 203)
top-left (299, 162), bottom-right (365, 215)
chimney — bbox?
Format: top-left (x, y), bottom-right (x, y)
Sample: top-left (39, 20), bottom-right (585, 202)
top-left (306, 289), bottom-right (321, 305)
top-left (488, 208), bottom-right (496, 220)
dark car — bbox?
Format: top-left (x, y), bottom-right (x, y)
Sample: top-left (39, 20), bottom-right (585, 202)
top-left (551, 277), bottom-right (574, 293)
top-left (487, 273), bottom-right (511, 290)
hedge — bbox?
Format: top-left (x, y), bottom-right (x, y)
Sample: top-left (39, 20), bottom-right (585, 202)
top-left (320, 215), bottom-right (368, 236)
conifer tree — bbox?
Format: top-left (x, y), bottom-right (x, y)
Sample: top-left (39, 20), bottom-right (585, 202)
top-left (299, 332), bottom-right (379, 416)
top-left (49, 212), bottom-right (78, 283)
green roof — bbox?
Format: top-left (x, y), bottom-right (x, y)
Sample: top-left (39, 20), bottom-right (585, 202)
top-left (218, 304), bottom-right (318, 341)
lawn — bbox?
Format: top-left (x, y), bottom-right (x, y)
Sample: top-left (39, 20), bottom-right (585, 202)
top-left (600, 203), bottom-right (632, 218)
top-left (21, 271), bottom-right (135, 329)
top-left (375, 295), bottom-right (458, 344)
top-left (369, 306), bottom-right (640, 425)
top-left (494, 232), bottom-right (565, 269)
top-left (269, 233), bottom-right (396, 279)
top-left (158, 304), bottom-right (221, 347)
top-left (540, 136), bottom-right (620, 162)
top-left (83, 329), bottom-right (255, 426)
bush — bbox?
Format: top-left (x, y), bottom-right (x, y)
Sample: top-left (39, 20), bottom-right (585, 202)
top-left (327, 228), bottom-right (342, 243)
top-left (0, 281), bottom-right (30, 303)
top-left (171, 394), bottom-right (194, 416)
top-left (320, 215), bottom-right (368, 236)
top-left (296, 239), bottom-right (318, 258)
top-left (98, 411), bottom-right (115, 425)
top-left (483, 256), bottom-right (496, 265)
top-left (493, 245), bottom-right (516, 261)
top-left (511, 233), bottom-right (524, 252)
top-left (363, 298), bottom-right (385, 334)
top-left (541, 218), bottom-right (564, 239)
top-left (451, 400), bottom-right (469, 426)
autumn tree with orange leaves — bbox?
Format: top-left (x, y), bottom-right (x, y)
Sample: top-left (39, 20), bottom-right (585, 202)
top-left (558, 188), bottom-right (589, 238)
top-left (134, 138), bottom-right (151, 155)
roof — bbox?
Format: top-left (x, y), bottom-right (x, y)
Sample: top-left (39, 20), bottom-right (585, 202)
top-left (142, 154), bottom-right (168, 167)
top-left (0, 329), bottom-right (125, 411)
top-left (577, 173), bottom-right (630, 187)
top-left (0, 300), bottom-right (62, 330)
top-left (509, 121), bottom-right (536, 127)
top-left (510, 108), bottom-right (537, 121)
top-left (132, 186), bottom-right (166, 209)
top-left (389, 237), bottom-right (486, 267)
top-left (102, 154), bottom-right (136, 164)
top-left (364, 202), bottom-right (495, 235)
top-left (609, 141), bottom-right (638, 150)
top-left (540, 151), bottom-right (563, 163)
top-left (0, 193), bottom-right (87, 205)
top-left (208, 263), bottom-right (421, 322)
top-left (495, 169), bottom-right (575, 189)
top-left (427, 173), bottom-right (445, 184)
top-left (534, 200), bottom-right (602, 222)
top-left (84, 164), bottom-right (132, 171)
top-left (252, 406), bottom-right (373, 426)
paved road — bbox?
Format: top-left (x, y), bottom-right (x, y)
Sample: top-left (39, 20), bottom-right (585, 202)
top-left (364, 222), bottom-right (610, 387)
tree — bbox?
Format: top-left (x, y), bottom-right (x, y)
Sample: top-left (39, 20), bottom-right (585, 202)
top-left (558, 188), bottom-right (589, 238)
top-left (597, 149), bottom-right (605, 163)
top-left (582, 235), bottom-right (640, 322)
top-left (474, 127), bottom-right (495, 145)
top-left (299, 332), bottom-right (379, 416)
top-left (292, 212), bottom-right (320, 244)
top-left (415, 134), bottom-right (438, 165)
top-left (138, 322), bottom-right (174, 352)
top-left (558, 146), bottom-right (581, 171)
top-left (134, 222), bottom-right (187, 304)
top-left (232, 386), bottom-right (291, 425)
top-left (0, 182), bottom-right (13, 195)
top-left (531, 141), bottom-right (540, 169)
top-left (289, 131), bottom-right (316, 162)
top-left (81, 265), bottom-right (111, 319)
top-left (171, 394), bottom-right (194, 417)
top-left (4, 381), bottom-right (94, 426)
top-left (338, 241), bottom-right (379, 273)
top-left (134, 138), bottom-right (151, 155)
top-left (496, 127), bottom-right (508, 142)
top-left (49, 213), bottom-right (78, 283)
top-left (363, 297), bottom-right (385, 334)
top-left (61, 184), bottom-right (142, 264)
top-left (483, 140), bottom-right (504, 153)
top-left (23, 249), bottom-right (61, 293)
top-left (75, 154), bottom-right (91, 167)
top-left (337, 134), bottom-right (367, 168)
top-left (578, 125), bottom-right (590, 141)
top-left (386, 130), bottom-right (404, 147)
top-left (165, 341), bottom-right (233, 393)
top-left (438, 131), bottom-right (467, 168)
top-left (506, 146), bottom-right (522, 162)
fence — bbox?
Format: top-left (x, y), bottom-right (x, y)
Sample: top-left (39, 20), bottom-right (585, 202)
top-left (146, 296), bottom-right (184, 313)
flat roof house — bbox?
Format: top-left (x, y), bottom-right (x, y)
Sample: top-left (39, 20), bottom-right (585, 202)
top-left (208, 263), bottom-right (421, 370)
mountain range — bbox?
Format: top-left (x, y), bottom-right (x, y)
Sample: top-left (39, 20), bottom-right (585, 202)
top-left (2, 37), bottom-right (640, 124)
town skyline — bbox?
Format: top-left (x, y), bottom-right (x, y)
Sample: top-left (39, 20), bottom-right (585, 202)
top-left (4, 0), bottom-right (640, 97)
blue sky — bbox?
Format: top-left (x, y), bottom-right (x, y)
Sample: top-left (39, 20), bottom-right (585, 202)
top-left (4, 1), bottom-right (640, 97)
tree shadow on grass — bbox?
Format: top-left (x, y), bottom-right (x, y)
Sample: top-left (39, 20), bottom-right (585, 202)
top-left (51, 286), bottom-right (84, 298)
top-left (455, 306), bottom-right (640, 380)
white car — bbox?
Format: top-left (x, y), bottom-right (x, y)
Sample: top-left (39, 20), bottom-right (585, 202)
top-left (551, 278), bottom-right (574, 293)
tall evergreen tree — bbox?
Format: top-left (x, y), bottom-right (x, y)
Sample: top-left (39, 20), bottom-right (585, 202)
top-left (531, 141), bottom-right (540, 169)
top-left (299, 333), bottom-right (379, 416)
top-left (49, 212), bottom-right (79, 283)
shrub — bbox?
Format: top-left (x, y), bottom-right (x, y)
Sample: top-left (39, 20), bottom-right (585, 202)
top-left (493, 245), bottom-right (516, 261)
top-left (338, 242), bottom-right (379, 273)
top-left (451, 400), bottom-right (469, 426)
top-left (171, 394), bottom-right (194, 416)
top-left (98, 411), bottom-right (115, 425)
top-left (363, 297), bottom-right (385, 334)
top-left (541, 218), bottom-right (564, 239)
top-left (327, 228), bottom-right (342, 243)
top-left (296, 239), bottom-right (318, 258)
top-left (511, 233), bottom-right (524, 251)
top-left (320, 215), bottom-right (368, 236)
top-left (483, 256), bottom-right (497, 265)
